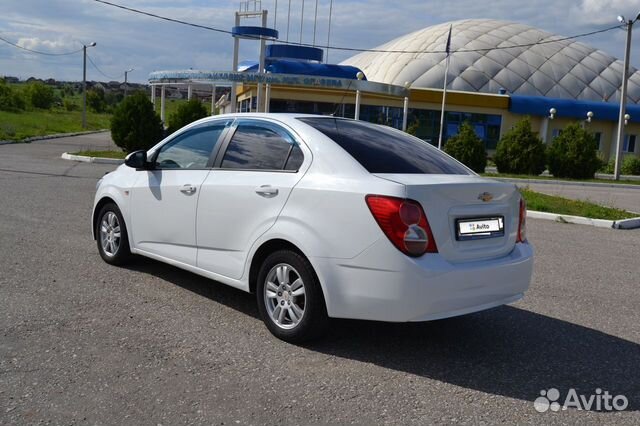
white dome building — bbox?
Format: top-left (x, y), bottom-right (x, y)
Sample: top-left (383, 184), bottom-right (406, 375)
top-left (342, 19), bottom-right (640, 104)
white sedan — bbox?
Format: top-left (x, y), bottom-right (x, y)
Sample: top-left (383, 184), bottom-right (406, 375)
top-left (93, 113), bottom-right (533, 342)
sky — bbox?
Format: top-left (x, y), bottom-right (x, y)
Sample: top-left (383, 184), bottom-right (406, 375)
top-left (1, 0), bottom-right (639, 84)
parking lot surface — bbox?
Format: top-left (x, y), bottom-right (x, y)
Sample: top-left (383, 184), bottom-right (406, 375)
top-left (1, 135), bottom-right (639, 425)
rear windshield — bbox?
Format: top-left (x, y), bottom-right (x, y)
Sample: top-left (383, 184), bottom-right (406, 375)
top-left (298, 118), bottom-right (471, 175)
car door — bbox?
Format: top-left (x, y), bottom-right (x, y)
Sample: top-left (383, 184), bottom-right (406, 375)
top-left (129, 121), bottom-right (229, 266)
top-left (196, 119), bottom-right (310, 279)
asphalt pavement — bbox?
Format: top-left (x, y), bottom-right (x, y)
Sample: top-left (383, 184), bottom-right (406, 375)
top-left (1, 134), bottom-right (639, 425)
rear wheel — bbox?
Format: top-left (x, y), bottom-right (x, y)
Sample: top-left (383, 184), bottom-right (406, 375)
top-left (256, 249), bottom-right (328, 342)
top-left (96, 202), bottom-right (132, 265)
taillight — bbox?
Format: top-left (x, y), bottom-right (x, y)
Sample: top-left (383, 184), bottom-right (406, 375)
top-left (365, 195), bottom-right (437, 257)
top-left (517, 197), bottom-right (527, 243)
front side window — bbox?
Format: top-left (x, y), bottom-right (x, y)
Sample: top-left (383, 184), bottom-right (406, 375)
top-left (155, 124), bottom-right (226, 169)
top-left (221, 122), bottom-right (303, 171)
top-left (299, 117), bottom-right (471, 174)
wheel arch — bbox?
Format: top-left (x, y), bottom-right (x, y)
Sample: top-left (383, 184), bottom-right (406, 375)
top-left (248, 239), bottom-right (324, 299)
top-left (92, 196), bottom-right (118, 240)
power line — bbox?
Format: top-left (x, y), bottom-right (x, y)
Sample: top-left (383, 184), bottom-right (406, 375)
top-left (0, 35), bottom-right (83, 56)
top-left (92, 0), bottom-right (622, 55)
top-left (86, 53), bottom-right (123, 80)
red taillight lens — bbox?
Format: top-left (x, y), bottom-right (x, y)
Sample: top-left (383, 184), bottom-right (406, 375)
top-left (365, 195), bottom-right (437, 257)
top-left (517, 197), bottom-right (527, 243)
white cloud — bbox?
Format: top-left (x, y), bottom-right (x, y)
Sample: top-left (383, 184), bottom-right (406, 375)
top-left (576, 0), bottom-right (640, 24)
top-left (0, 0), bottom-right (638, 83)
top-left (16, 36), bottom-right (79, 53)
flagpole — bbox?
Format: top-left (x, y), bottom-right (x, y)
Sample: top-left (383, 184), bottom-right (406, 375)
top-left (438, 25), bottom-right (452, 150)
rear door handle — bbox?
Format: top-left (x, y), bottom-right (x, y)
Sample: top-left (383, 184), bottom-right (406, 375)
top-left (180, 184), bottom-right (197, 195)
top-left (255, 185), bottom-right (279, 198)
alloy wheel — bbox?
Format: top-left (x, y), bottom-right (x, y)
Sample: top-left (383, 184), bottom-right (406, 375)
top-left (264, 263), bottom-right (306, 329)
top-left (100, 211), bottom-right (121, 257)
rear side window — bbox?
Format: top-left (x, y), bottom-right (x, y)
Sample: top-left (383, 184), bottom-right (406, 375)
top-left (299, 118), bottom-right (471, 174)
top-left (221, 122), bottom-right (302, 171)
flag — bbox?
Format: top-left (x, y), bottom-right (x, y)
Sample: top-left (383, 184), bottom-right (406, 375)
top-left (445, 25), bottom-right (452, 56)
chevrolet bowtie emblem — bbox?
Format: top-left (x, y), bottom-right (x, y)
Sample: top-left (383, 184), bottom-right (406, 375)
top-left (478, 192), bottom-right (494, 202)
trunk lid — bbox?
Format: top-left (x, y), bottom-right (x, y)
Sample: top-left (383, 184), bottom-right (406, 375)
top-left (374, 174), bottom-right (521, 263)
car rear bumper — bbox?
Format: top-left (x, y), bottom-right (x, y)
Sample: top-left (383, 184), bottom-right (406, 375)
top-left (310, 239), bottom-right (533, 322)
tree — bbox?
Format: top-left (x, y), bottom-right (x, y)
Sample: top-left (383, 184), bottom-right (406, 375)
top-left (167, 99), bottom-right (209, 134)
top-left (25, 81), bottom-right (55, 109)
top-left (110, 92), bottom-right (164, 152)
top-left (547, 122), bottom-right (600, 179)
top-left (87, 87), bottom-right (107, 113)
top-left (0, 79), bottom-right (26, 112)
top-left (444, 122), bottom-right (487, 173)
top-left (494, 117), bottom-right (546, 175)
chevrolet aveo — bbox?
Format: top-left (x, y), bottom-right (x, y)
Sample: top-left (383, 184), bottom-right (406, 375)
top-left (93, 113), bottom-right (533, 342)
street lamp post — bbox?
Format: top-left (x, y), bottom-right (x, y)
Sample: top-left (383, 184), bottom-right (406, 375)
top-left (613, 13), bottom-right (640, 180)
top-left (124, 68), bottom-right (133, 97)
top-left (402, 81), bottom-right (411, 132)
top-left (82, 42), bottom-right (96, 129)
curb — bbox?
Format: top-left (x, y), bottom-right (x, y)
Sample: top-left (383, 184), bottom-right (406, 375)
top-left (527, 210), bottom-right (640, 230)
top-left (0, 130), bottom-right (109, 145)
top-left (61, 152), bottom-right (124, 165)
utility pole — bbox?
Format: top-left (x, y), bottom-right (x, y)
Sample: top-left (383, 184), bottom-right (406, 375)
top-left (124, 68), bottom-right (133, 97)
top-left (82, 42), bottom-right (96, 129)
top-left (613, 13), bottom-right (639, 180)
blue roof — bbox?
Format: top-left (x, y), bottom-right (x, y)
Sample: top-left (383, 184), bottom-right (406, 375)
top-left (242, 60), bottom-right (365, 80)
top-left (266, 44), bottom-right (324, 62)
top-left (510, 95), bottom-right (640, 124)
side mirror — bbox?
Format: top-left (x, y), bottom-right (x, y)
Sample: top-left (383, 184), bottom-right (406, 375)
top-left (124, 150), bottom-right (150, 169)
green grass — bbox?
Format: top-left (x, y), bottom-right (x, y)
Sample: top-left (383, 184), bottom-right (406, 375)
top-left (70, 150), bottom-right (126, 159)
top-left (0, 109), bottom-right (111, 141)
top-left (483, 172), bottom-right (640, 186)
top-left (520, 188), bottom-right (637, 220)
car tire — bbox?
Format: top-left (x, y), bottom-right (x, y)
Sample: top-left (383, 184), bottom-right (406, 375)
top-left (96, 202), bottom-right (132, 266)
top-left (256, 249), bottom-right (329, 343)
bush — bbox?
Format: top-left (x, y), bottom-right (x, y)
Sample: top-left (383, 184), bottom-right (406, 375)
top-left (167, 99), bottom-right (208, 134)
top-left (110, 92), bottom-right (164, 152)
top-left (25, 81), bottom-right (55, 109)
top-left (444, 122), bottom-right (487, 173)
top-left (494, 117), bottom-right (546, 175)
top-left (621, 156), bottom-right (640, 176)
top-left (61, 84), bottom-right (75, 97)
top-left (547, 123), bottom-right (600, 179)
top-left (87, 87), bottom-right (107, 113)
top-left (598, 157), bottom-right (615, 174)
top-left (63, 98), bottom-right (78, 111)
top-left (105, 92), bottom-right (123, 109)
top-left (0, 79), bottom-right (26, 112)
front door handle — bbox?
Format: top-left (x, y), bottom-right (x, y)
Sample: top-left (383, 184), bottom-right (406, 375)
top-left (255, 185), bottom-right (279, 198)
top-left (180, 184), bottom-right (196, 195)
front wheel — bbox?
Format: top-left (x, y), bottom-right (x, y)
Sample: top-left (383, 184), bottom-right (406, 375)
top-left (256, 250), bottom-right (329, 343)
top-left (96, 202), bottom-right (132, 265)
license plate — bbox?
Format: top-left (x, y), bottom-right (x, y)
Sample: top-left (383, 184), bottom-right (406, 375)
top-left (456, 217), bottom-right (504, 240)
